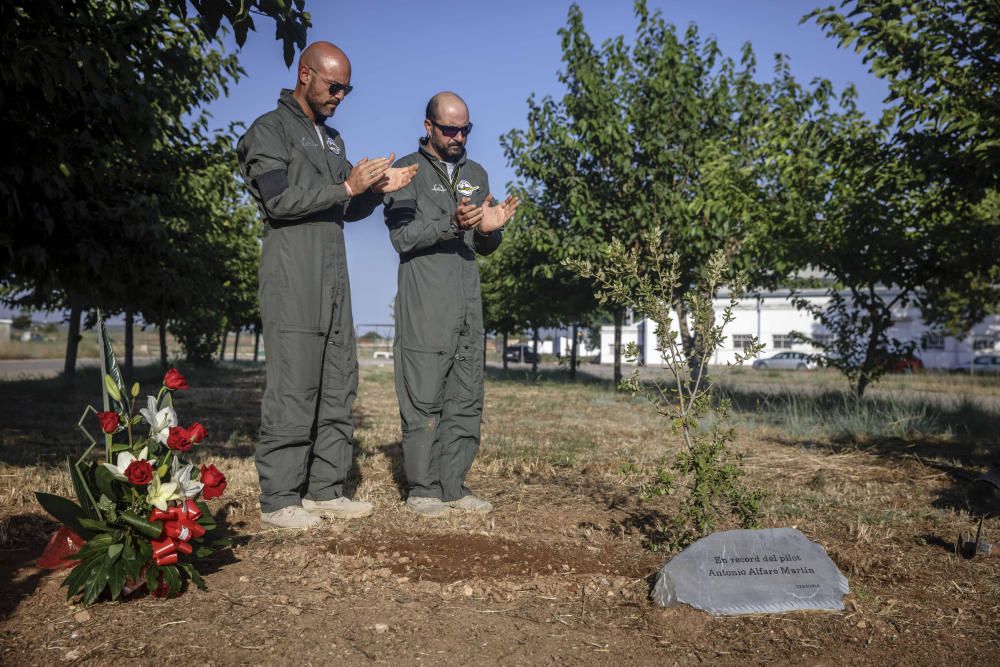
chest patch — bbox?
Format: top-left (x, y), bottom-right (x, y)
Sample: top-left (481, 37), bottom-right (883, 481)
top-left (456, 179), bottom-right (479, 197)
top-left (301, 136), bottom-right (320, 148)
top-left (431, 183), bottom-right (447, 193)
top-left (326, 137), bottom-right (341, 155)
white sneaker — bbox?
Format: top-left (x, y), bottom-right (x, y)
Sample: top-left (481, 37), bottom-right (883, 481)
top-left (302, 496), bottom-right (373, 519)
top-left (406, 496), bottom-right (451, 518)
top-left (445, 495), bottom-right (493, 513)
top-left (260, 505), bottom-right (322, 529)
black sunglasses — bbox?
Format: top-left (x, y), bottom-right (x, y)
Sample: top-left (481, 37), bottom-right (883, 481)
top-left (431, 120), bottom-right (473, 138)
top-left (308, 67), bottom-right (353, 97)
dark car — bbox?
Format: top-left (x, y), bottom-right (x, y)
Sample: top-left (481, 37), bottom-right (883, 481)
top-left (890, 355), bottom-right (924, 373)
top-left (504, 344), bottom-right (539, 364)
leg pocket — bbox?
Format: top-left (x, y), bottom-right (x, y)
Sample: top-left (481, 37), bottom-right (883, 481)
top-left (267, 328), bottom-right (325, 433)
top-left (401, 346), bottom-right (451, 417)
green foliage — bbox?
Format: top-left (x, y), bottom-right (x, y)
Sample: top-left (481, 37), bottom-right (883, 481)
top-left (807, 0), bottom-right (999, 202)
top-left (10, 313), bottom-right (31, 330)
top-left (0, 0), bottom-right (285, 373)
top-left (500, 1), bottom-right (824, 383)
top-left (574, 231), bottom-right (766, 550)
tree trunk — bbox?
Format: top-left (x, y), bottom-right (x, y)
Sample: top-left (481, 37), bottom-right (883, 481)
top-left (253, 322), bottom-right (261, 362)
top-left (673, 298), bottom-right (702, 386)
top-left (570, 322), bottom-right (579, 381)
top-left (531, 327), bottom-right (540, 374)
top-left (63, 295), bottom-right (83, 385)
top-left (158, 321), bottom-right (168, 370)
top-left (232, 329), bottom-right (241, 361)
top-left (124, 309), bottom-right (134, 379)
top-left (502, 332), bottom-right (509, 370)
top-left (613, 308), bottom-right (623, 388)
top-left (219, 330), bottom-right (228, 361)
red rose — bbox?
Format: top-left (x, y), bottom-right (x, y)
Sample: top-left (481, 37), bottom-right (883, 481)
top-left (163, 368), bottom-right (188, 390)
top-left (200, 464), bottom-right (227, 500)
top-left (124, 460), bottom-right (154, 486)
top-left (187, 422), bottom-right (207, 443)
top-left (97, 411), bottom-right (120, 434)
top-left (166, 426), bottom-right (192, 452)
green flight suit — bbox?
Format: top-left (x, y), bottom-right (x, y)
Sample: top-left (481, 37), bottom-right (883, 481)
top-left (383, 142), bottom-right (502, 501)
top-left (237, 89), bottom-right (381, 513)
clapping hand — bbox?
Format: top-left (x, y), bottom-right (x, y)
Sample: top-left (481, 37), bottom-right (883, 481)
top-left (345, 155), bottom-right (392, 194)
top-left (454, 196), bottom-right (484, 229)
top-left (372, 159), bottom-right (419, 194)
top-left (476, 194), bottom-right (520, 233)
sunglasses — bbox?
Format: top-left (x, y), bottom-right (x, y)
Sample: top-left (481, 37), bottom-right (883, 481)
top-left (308, 67), bottom-right (353, 97)
top-left (431, 120), bottom-right (474, 138)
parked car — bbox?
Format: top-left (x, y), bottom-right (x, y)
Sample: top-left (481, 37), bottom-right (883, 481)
top-left (890, 355), bottom-right (924, 373)
top-left (951, 354), bottom-right (1000, 375)
top-left (504, 344), bottom-right (539, 364)
top-left (752, 351), bottom-right (819, 371)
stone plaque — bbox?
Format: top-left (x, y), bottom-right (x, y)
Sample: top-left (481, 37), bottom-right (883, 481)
top-left (651, 527), bottom-right (849, 615)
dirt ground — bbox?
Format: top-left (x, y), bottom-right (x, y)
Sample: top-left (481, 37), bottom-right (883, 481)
top-left (0, 363), bottom-right (997, 665)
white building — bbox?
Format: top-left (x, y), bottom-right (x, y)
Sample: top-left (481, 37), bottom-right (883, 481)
top-left (599, 289), bottom-right (1000, 370)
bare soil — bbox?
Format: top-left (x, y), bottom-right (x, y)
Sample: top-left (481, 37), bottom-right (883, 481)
top-left (0, 363), bottom-right (997, 665)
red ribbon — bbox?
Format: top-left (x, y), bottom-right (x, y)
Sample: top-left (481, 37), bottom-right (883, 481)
top-left (149, 499), bottom-right (206, 566)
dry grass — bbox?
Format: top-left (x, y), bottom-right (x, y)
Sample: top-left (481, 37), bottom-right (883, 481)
top-left (1, 361), bottom-right (998, 664)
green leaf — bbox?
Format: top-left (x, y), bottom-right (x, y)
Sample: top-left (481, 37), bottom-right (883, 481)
top-left (107, 543), bottom-right (123, 562)
top-left (108, 559), bottom-right (126, 600)
top-left (94, 464), bottom-right (121, 502)
top-left (78, 517), bottom-right (113, 533)
top-left (119, 511), bottom-right (163, 539)
top-left (35, 492), bottom-right (90, 536)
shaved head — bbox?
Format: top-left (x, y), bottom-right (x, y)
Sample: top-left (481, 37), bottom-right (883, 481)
top-left (423, 91), bottom-right (472, 163)
top-left (299, 41), bottom-right (351, 78)
top-left (294, 41), bottom-right (353, 122)
top-left (425, 91), bottom-right (468, 123)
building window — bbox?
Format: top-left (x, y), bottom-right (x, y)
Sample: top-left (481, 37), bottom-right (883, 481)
top-left (811, 333), bottom-right (834, 348)
top-left (921, 333), bottom-right (945, 351)
top-left (732, 334), bottom-right (754, 350)
top-left (772, 334), bottom-right (794, 350)
top-left (972, 337), bottom-right (996, 351)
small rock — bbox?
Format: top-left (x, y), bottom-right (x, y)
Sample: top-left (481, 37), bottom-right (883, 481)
top-left (396, 576), bottom-right (410, 584)
top-left (374, 623), bottom-right (389, 634)
top-left (397, 556), bottom-right (410, 564)
top-left (239, 576), bottom-right (250, 583)
top-left (63, 648), bottom-right (82, 661)
top-left (287, 606), bottom-right (302, 616)
top-left (73, 611), bottom-right (91, 623)
top-left (463, 585), bottom-right (474, 597)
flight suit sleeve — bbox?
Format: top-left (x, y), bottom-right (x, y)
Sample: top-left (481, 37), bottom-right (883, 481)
top-left (344, 163), bottom-right (383, 222)
top-left (472, 172), bottom-right (502, 256)
top-left (384, 162), bottom-right (458, 254)
top-left (237, 120), bottom-right (352, 222)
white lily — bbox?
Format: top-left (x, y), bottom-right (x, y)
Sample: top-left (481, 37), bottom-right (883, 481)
top-left (171, 458), bottom-right (203, 499)
top-left (139, 395), bottom-right (177, 444)
top-left (102, 446), bottom-right (153, 481)
top-left (147, 475), bottom-right (180, 511)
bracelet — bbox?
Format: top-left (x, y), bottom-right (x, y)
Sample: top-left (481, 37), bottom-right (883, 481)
top-left (344, 181), bottom-right (354, 197)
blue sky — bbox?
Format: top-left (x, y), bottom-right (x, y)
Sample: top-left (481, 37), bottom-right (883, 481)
top-left (13, 1), bottom-right (890, 326)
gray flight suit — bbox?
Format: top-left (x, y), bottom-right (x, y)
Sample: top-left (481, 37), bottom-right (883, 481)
top-left (237, 89), bottom-right (381, 513)
top-left (383, 142), bottom-right (502, 501)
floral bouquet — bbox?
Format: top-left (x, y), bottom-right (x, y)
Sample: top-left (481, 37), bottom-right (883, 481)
top-left (35, 316), bottom-right (228, 604)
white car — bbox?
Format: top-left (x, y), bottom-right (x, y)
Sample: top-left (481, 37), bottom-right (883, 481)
top-left (752, 351), bottom-right (819, 371)
top-left (952, 354), bottom-right (1000, 375)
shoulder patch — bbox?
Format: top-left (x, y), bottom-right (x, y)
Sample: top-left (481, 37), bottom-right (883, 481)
top-left (456, 179), bottom-right (480, 197)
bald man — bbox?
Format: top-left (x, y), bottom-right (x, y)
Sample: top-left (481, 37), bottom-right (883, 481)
top-left (383, 92), bottom-right (519, 517)
top-left (237, 42), bottom-right (417, 529)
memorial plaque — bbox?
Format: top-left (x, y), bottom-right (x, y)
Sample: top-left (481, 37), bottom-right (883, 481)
top-left (651, 527), bottom-right (849, 615)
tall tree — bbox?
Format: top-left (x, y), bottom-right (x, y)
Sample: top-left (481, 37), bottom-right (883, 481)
top-left (0, 0), bottom-right (302, 379)
top-left (503, 1), bottom-right (805, 385)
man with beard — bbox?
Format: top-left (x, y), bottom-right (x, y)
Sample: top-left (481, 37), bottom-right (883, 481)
top-left (238, 42), bottom-right (417, 529)
top-left (383, 92), bottom-right (519, 517)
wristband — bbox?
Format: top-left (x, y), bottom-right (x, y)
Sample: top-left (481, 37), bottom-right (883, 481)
top-left (344, 181), bottom-right (354, 198)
